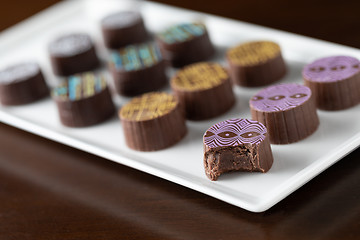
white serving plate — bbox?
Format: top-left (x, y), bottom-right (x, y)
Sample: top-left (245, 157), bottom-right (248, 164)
top-left (0, 0), bottom-right (359, 212)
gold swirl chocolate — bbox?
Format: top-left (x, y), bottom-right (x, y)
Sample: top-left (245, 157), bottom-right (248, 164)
top-left (171, 62), bottom-right (228, 91)
top-left (227, 41), bottom-right (281, 66)
top-left (120, 92), bottom-right (177, 121)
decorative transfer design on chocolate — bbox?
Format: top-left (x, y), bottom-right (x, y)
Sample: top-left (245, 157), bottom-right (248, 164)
top-left (110, 43), bottom-right (162, 71)
top-left (250, 83), bottom-right (311, 112)
top-left (157, 23), bottom-right (206, 44)
top-left (172, 63), bottom-right (228, 91)
top-left (52, 72), bottom-right (107, 101)
top-left (120, 92), bottom-right (177, 121)
top-left (227, 41), bottom-right (281, 66)
top-left (102, 11), bottom-right (141, 28)
top-left (302, 56), bottom-right (360, 82)
top-left (0, 62), bottom-right (39, 84)
top-left (204, 118), bottom-right (267, 148)
top-left (49, 34), bottom-right (92, 57)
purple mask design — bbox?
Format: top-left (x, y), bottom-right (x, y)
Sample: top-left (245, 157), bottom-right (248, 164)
top-left (302, 56), bottom-right (360, 82)
top-left (250, 83), bottom-right (311, 112)
top-left (203, 118), bottom-right (267, 148)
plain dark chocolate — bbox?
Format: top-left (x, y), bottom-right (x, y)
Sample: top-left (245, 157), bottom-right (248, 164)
top-left (49, 33), bottom-right (100, 76)
top-left (0, 62), bottom-right (48, 105)
top-left (101, 11), bottom-right (148, 49)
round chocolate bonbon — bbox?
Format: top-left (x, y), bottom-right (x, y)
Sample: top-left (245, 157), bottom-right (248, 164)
top-left (226, 41), bottom-right (286, 87)
top-left (250, 83), bottom-right (319, 144)
top-left (302, 56), bottom-right (360, 110)
top-left (156, 23), bottom-right (215, 68)
top-left (52, 72), bottom-right (115, 127)
top-left (0, 62), bottom-right (48, 105)
top-left (203, 118), bottom-right (273, 181)
top-left (119, 92), bottom-right (187, 151)
top-left (49, 33), bottom-right (100, 76)
top-left (109, 42), bottom-right (167, 96)
top-left (171, 62), bottom-right (235, 120)
top-left (101, 11), bottom-right (148, 49)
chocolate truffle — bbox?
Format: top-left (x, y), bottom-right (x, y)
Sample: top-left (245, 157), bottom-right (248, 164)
top-left (119, 92), bottom-right (187, 151)
top-left (49, 33), bottom-right (100, 76)
top-left (250, 83), bottom-right (319, 144)
top-left (203, 118), bottom-right (273, 181)
top-left (0, 62), bottom-right (48, 105)
top-left (109, 42), bottom-right (167, 96)
top-left (170, 62), bottom-right (235, 120)
top-left (156, 23), bottom-right (215, 68)
top-left (226, 41), bottom-right (286, 87)
top-left (302, 56), bottom-right (360, 110)
top-left (52, 72), bottom-right (115, 127)
top-left (101, 11), bottom-right (148, 49)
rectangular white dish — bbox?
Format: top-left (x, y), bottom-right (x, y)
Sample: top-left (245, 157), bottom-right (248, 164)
top-left (0, 0), bottom-right (359, 212)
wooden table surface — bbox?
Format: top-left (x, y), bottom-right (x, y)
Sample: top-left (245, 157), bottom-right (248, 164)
top-left (0, 1), bottom-right (359, 239)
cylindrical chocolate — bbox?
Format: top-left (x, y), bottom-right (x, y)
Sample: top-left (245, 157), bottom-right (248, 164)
top-left (170, 62), bottom-right (235, 120)
top-left (49, 33), bottom-right (100, 76)
top-left (119, 92), bottom-right (187, 151)
top-left (156, 23), bottom-right (215, 68)
top-left (203, 118), bottom-right (273, 181)
top-left (101, 11), bottom-right (148, 49)
top-left (250, 83), bottom-right (319, 144)
top-left (226, 41), bottom-right (286, 87)
top-left (302, 56), bottom-right (360, 110)
top-left (52, 72), bottom-right (115, 127)
top-left (0, 62), bottom-right (48, 105)
top-left (109, 43), bottom-right (167, 96)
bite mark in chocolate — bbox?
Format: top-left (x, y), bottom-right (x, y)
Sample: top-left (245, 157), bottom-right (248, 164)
top-left (203, 118), bottom-right (273, 181)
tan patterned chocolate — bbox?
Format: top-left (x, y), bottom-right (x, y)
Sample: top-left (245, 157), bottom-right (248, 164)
top-left (227, 41), bottom-right (281, 66)
top-left (120, 92), bottom-right (177, 121)
top-left (171, 62), bottom-right (228, 91)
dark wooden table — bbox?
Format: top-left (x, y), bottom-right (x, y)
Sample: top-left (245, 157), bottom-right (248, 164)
top-left (0, 1), bottom-right (359, 239)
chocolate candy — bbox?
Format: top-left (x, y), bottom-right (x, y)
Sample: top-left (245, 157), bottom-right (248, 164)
top-left (49, 33), bottom-right (100, 76)
top-left (0, 62), bottom-right (48, 105)
top-left (156, 23), bottom-right (215, 68)
top-left (101, 11), bottom-right (148, 49)
top-left (302, 56), bottom-right (360, 110)
top-left (203, 118), bottom-right (273, 181)
top-left (52, 72), bottom-right (115, 127)
top-left (226, 41), bottom-right (286, 87)
top-left (250, 83), bottom-right (319, 144)
top-left (170, 62), bottom-right (235, 120)
top-left (109, 43), bottom-right (167, 96)
top-left (119, 92), bottom-right (187, 151)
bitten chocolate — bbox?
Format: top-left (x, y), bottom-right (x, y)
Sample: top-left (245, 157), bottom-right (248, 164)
top-left (250, 83), bottom-right (319, 144)
top-left (0, 62), bottom-right (48, 105)
top-left (101, 11), bottom-right (148, 49)
top-left (171, 62), bottom-right (235, 120)
top-left (52, 72), bottom-right (115, 127)
top-left (302, 56), bottom-right (360, 110)
top-left (119, 92), bottom-right (187, 151)
top-left (203, 118), bottom-right (273, 181)
top-left (156, 23), bottom-right (215, 68)
top-left (49, 33), bottom-right (100, 76)
top-left (109, 43), bottom-right (167, 96)
top-left (226, 41), bottom-right (286, 87)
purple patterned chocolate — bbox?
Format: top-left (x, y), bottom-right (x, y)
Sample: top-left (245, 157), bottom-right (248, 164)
top-left (250, 83), bottom-right (311, 112)
top-left (203, 118), bottom-right (267, 148)
top-left (303, 56), bottom-right (360, 82)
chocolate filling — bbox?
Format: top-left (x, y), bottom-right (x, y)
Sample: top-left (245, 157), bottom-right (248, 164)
top-left (204, 145), bottom-right (260, 181)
